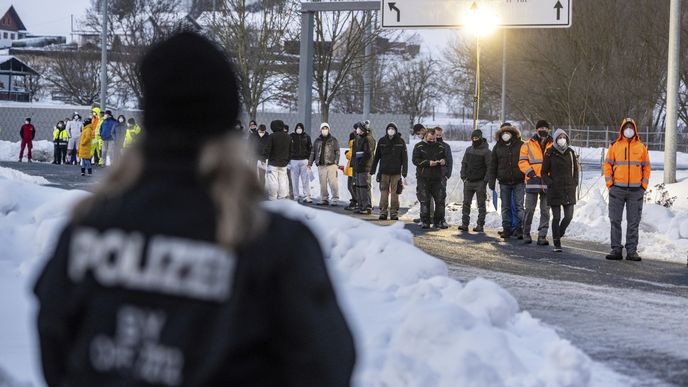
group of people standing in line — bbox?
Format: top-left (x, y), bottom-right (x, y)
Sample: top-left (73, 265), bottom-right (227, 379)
top-left (17, 107), bottom-right (142, 176)
top-left (248, 115), bottom-right (651, 259)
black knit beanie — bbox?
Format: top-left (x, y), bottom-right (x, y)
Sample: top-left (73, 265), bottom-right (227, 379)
top-left (270, 120), bottom-right (285, 133)
top-left (536, 120), bottom-right (550, 129)
top-left (471, 129), bottom-right (483, 138)
top-left (139, 31), bottom-right (240, 149)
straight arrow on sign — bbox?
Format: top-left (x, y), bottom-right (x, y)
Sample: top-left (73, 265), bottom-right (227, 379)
top-left (554, 1), bottom-right (563, 20)
top-left (388, 2), bottom-right (400, 22)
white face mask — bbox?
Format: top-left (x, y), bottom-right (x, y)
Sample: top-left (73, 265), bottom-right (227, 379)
top-left (296, 128), bottom-right (303, 134)
top-left (119, 118), bottom-right (124, 123)
top-left (501, 132), bottom-right (512, 142)
top-left (623, 128), bottom-right (635, 139)
top-left (258, 131), bottom-right (266, 137)
top-left (557, 138), bottom-right (567, 147)
top-left (387, 129), bottom-right (395, 136)
top-left (321, 129), bottom-right (329, 136)
top-left (356, 129), bottom-right (363, 136)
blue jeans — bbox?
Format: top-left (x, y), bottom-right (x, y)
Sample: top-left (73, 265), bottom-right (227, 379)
top-left (500, 182), bottom-right (525, 232)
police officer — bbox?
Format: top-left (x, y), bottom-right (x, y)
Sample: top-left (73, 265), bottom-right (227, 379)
top-left (33, 31), bottom-right (355, 387)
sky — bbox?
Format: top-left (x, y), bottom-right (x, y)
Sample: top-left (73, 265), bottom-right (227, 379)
top-left (0, 0), bottom-right (91, 40)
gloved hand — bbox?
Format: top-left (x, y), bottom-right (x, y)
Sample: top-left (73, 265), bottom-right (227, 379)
top-left (527, 170), bottom-right (536, 178)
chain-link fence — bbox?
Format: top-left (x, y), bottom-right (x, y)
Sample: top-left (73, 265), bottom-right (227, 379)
top-left (563, 126), bottom-right (688, 152)
top-left (0, 103), bottom-right (409, 144)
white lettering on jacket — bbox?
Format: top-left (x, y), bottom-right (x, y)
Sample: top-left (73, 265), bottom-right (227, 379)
top-left (69, 227), bottom-right (235, 302)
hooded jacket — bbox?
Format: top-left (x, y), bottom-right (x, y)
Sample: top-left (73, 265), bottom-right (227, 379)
top-left (371, 129), bottom-right (408, 177)
top-left (124, 124), bottom-right (142, 148)
top-left (66, 118), bottom-right (83, 140)
top-left (263, 126), bottom-right (291, 167)
top-left (113, 116), bottom-right (127, 145)
top-left (99, 116), bottom-right (118, 141)
top-left (290, 131), bottom-right (312, 160)
top-left (53, 125), bottom-right (69, 144)
top-left (460, 138), bottom-right (491, 182)
top-left (78, 123), bottom-right (96, 159)
top-left (542, 129), bottom-right (579, 206)
top-left (251, 131), bottom-right (271, 159)
top-left (603, 118), bottom-right (651, 190)
top-left (487, 126), bottom-right (525, 187)
top-left (519, 132), bottom-right (553, 193)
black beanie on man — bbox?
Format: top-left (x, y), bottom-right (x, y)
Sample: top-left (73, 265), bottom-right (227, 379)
top-left (471, 129), bottom-right (483, 138)
top-left (139, 31), bottom-right (240, 148)
top-left (536, 120), bottom-right (550, 129)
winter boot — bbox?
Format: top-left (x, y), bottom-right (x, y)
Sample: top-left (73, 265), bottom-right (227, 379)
top-left (458, 225), bottom-right (469, 232)
top-left (438, 221), bottom-right (449, 229)
top-left (421, 222), bottom-right (431, 229)
top-left (473, 225), bottom-right (484, 233)
top-left (536, 237), bottom-right (549, 246)
top-left (500, 229), bottom-right (512, 239)
top-left (303, 197), bottom-right (313, 204)
top-left (81, 168), bottom-right (85, 176)
top-left (379, 213), bottom-right (388, 221)
top-left (317, 200), bottom-right (329, 206)
top-left (413, 217), bottom-right (422, 224)
top-left (512, 227), bottom-right (524, 240)
top-left (358, 208), bottom-right (372, 215)
top-left (345, 201), bottom-right (357, 211)
top-left (553, 239), bottom-right (562, 252)
top-left (605, 249), bottom-right (623, 260)
top-left (626, 251), bottom-right (642, 262)
top-left (87, 168), bottom-right (92, 176)
top-left (523, 234), bottom-right (533, 244)
top-left (390, 214), bottom-right (399, 221)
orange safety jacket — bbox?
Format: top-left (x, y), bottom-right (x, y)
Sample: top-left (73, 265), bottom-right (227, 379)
top-left (603, 118), bottom-right (651, 190)
top-left (519, 135), bottom-right (553, 193)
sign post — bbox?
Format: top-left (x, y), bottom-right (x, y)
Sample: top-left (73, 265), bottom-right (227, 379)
top-left (381, 0), bottom-right (572, 29)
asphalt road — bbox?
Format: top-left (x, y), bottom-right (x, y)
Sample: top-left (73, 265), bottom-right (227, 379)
top-left (3, 160), bottom-right (688, 386)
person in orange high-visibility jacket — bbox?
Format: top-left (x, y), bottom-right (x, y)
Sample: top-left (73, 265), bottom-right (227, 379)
top-left (519, 120), bottom-right (554, 245)
top-left (603, 117), bottom-right (651, 262)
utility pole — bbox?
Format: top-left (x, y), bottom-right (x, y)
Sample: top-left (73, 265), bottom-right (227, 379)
top-left (500, 29), bottom-right (507, 124)
top-left (363, 11), bottom-right (373, 120)
top-left (100, 0), bottom-right (108, 112)
top-left (472, 34), bottom-right (481, 131)
top-left (664, 0), bottom-right (681, 184)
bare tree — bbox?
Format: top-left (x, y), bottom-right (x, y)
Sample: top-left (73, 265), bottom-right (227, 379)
top-left (387, 57), bottom-right (440, 129)
top-left (42, 49), bottom-right (103, 105)
top-left (208, 0), bottom-right (298, 121)
top-left (84, 0), bottom-right (184, 108)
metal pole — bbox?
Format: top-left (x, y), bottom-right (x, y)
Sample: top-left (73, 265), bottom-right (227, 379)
top-left (100, 0), bottom-right (108, 111)
top-left (664, 0), bottom-right (681, 184)
top-left (297, 11), bottom-right (314, 135)
top-left (500, 29), bottom-right (506, 123)
top-left (363, 11), bottom-right (373, 120)
top-left (473, 35), bottom-right (480, 131)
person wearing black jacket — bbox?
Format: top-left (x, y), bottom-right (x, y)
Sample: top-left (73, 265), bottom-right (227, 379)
top-left (352, 121), bottom-right (376, 214)
top-left (459, 129), bottom-right (491, 233)
top-left (542, 129), bottom-right (579, 252)
top-left (289, 122), bottom-right (313, 203)
top-left (412, 128), bottom-right (448, 229)
top-left (250, 124), bottom-right (270, 188)
top-left (263, 119), bottom-right (291, 200)
top-left (434, 127), bottom-right (453, 226)
top-left (33, 32), bottom-right (355, 387)
top-left (487, 124), bottom-right (525, 239)
top-left (371, 122), bottom-right (408, 220)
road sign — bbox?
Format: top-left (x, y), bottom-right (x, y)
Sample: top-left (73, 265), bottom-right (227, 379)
top-left (381, 0), bottom-right (572, 29)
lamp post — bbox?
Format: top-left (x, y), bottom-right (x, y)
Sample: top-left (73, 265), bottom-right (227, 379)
top-left (465, 2), bottom-right (497, 132)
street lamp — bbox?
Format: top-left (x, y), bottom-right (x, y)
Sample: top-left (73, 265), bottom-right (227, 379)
top-left (464, 2), bottom-right (498, 131)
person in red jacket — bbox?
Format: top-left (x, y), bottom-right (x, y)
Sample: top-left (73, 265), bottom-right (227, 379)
top-left (19, 117), bottom-right (36, 162)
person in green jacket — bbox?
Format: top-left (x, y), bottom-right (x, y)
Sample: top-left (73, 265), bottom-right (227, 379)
top-left (123, 117), bottom-right (142, 149)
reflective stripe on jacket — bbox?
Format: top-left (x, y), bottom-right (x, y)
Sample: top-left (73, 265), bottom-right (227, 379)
top-left (603, 118), bottom-right (651, 190)
top-left (519, 136), bottom-right (552, 193)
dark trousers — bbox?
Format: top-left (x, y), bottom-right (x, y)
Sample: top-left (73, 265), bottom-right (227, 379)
top-left (609, 186), bottom-right (644, 254)
top-left (499, 182), bottom-right (525, 232)
top-left (53, 143), bottom-right (67, 164)
top-left (551, 204), bottom-right (574, 241)
top-left (347, 176), bottom-right (357, 204)
top-left (418, 177), bottom-right (445, 225)
top-left (524, 191), bottom-right (550, 238)
top-left (355, 172), bottom-right (371, 210)
top-left (462, 180), bottom-right (487, 226)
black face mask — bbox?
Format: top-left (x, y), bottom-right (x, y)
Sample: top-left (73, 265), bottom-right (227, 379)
top-left (538, 130), bottom-right (549, 138)
top-left (472, 139), bottom-right (481, 147)
top-left (436, 137), bottom-right (444, 143)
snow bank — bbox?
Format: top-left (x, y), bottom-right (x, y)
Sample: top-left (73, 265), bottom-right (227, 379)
top-left (266, 200), bottom-right (593, 386)
top-left (0, 169), bottom-right (598, 386)
top-left (0, 140), bottom-right (54, 163)
top-left (0, 166), bottom-right (49, 185)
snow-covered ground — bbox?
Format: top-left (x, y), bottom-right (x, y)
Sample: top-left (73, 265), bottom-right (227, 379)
top-left (0, 141), bottom-right (54, 163)
top-left (322, 140), bottom-right (688, 264)
top-left (0, 165), bottom-right (630, 386)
